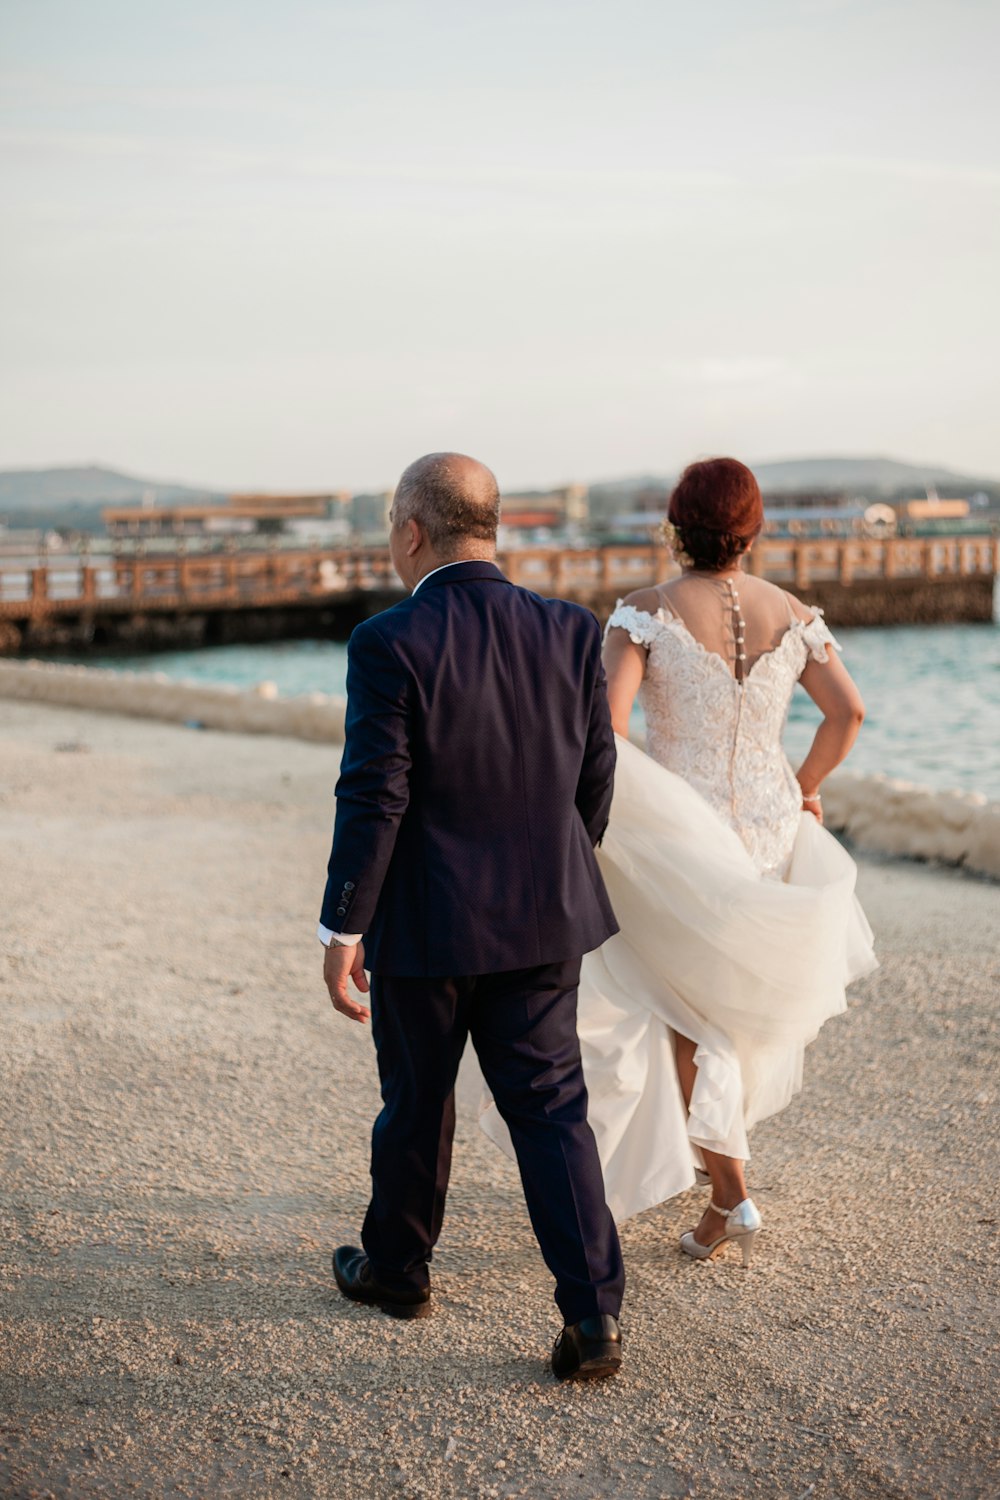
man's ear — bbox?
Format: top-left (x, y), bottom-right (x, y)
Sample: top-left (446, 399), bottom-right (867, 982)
top-left (406, 519), bottom-right (423, 558)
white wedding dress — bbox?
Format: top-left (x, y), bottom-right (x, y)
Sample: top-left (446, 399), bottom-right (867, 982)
top-left (481, 580), bottom-right (877, 1223)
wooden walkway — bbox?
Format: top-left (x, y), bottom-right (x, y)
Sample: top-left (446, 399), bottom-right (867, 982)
top-left (0, 536), bottom-right (996, 648)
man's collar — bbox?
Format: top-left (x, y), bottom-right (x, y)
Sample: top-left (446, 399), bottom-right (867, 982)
top-left (410, 559), bottom-right (506, 595)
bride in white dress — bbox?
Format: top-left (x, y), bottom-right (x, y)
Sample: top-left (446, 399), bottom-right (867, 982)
top-left (482, 458), bottom-right (877, 1266)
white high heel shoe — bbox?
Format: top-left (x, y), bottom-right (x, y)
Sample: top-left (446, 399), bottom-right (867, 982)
top-left (679, 1198), bottom-right (762, 1267)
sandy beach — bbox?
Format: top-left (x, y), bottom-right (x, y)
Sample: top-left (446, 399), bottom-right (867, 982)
top-left (1, 700), bottom-right (997, 1500)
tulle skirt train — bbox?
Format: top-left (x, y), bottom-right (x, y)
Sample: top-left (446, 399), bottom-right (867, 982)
top-left (480, 736), bottom-right (877, 1222)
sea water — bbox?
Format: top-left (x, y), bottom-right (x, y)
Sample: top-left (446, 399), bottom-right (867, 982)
top-left (50, 620), bottom-right (1000, 799)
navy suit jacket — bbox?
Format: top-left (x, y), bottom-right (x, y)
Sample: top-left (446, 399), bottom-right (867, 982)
top-left (319, 561), bottom-right (619, 977)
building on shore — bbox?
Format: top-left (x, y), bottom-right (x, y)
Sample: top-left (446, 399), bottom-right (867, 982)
top-left (350, 491), bottom-right (393, 540)
top-left (102, 492), bottom-right (351, 541)
top-left (498, 485), bottom-right (588, 543)
top-left (91, 477), bottom-right (996, 555)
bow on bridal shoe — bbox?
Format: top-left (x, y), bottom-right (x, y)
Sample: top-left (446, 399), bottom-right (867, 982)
top-left (679, 1198), bottom-right (762, 1267)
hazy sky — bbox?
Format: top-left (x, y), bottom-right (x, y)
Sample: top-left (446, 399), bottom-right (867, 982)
top-left (2, 0), bottom-right (998, 490)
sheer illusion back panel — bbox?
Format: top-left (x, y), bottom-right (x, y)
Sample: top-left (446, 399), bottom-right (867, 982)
top-left (605, 576), bottom-right (841, 876)
top-left (655, 575), bottom-right (801, 677)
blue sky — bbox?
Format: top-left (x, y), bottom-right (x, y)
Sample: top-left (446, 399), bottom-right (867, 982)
top-left (2, 0), bottom-right (998, 489)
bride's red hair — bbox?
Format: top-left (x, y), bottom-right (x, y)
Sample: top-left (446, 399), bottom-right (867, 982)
top-left (667, 458), bottom-right (764, 571)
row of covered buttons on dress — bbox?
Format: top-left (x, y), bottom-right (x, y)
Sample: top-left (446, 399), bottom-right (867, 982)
top-left (725, 576), bottom-right (749, 816)
top-left (335, 880), bottom-right (356, 919)
top-left (726, 577), bottom-right (748, 680)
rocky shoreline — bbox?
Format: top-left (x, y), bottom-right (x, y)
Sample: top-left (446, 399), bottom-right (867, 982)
top-left (1, 658), bottom-right (996, 879)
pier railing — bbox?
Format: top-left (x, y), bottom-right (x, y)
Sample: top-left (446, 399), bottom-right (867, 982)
top-left (503, 535), bottom-right (998, 593)
top-left (0, 535), bottom-right (996, 622)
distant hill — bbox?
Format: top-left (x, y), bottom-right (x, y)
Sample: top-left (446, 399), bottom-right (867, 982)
top-left (751, 456), bottom-right (985, 494)
top-left (2, 455), bottom-right (996, 535)
top-left (0, 464), bottom-right (225, 508)
top-left (0, 465), bottom-right (225, 532)
top-left (590, 455), bottom-right (995, 500)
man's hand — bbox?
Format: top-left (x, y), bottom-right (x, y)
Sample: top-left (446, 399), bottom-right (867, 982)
top-left (323, 940), bottom-right (371, 1023)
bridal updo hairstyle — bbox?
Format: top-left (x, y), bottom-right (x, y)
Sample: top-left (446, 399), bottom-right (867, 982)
top-left (667, 457), bottom-right (764, 572)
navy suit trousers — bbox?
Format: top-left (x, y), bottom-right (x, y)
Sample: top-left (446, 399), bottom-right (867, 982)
top-left (361, 959), bottom-right (625, 1324)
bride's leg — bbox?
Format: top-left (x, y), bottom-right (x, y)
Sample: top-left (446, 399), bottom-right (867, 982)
top-left (674, 1034), bottom-right (750, 1247)
top-left (674, 1033), bottom-right (697, 1109)
top-left (700, 1149), bottom-right (747, 1203)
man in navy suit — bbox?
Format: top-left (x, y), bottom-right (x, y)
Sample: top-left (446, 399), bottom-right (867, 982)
top-left (319, 453), bottom-right (625, 1379)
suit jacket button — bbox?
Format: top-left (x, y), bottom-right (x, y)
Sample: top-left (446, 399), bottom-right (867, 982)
top-left (344, 881), bottom-right (355, 890)
top-left (337, 906), bottom-right (347, 916)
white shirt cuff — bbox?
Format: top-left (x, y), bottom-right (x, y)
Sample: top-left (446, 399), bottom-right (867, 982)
top-left (317, 922), bottom-right (363, 947)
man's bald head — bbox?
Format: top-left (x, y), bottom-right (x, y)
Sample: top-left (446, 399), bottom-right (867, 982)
top-left (392, 452), bottom-right (500, 559)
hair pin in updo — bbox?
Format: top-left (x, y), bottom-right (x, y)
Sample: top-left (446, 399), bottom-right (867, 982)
top-left (659, 518), bottom-right (693, 569)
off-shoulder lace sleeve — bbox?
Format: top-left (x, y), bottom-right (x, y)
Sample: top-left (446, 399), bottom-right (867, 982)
top-left (800, 607), bottom-right (842, 663)
top-left (604, 600), bottom-right (664, 648)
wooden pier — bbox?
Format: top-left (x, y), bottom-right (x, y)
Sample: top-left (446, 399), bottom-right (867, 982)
top-left (0, 535), bottom-right (996, 653)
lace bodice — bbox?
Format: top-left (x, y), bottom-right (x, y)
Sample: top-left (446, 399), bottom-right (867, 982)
top-left (607, 598), bottom-right (841, 876)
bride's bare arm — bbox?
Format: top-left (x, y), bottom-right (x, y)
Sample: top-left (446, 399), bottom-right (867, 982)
top-left (603, 586), bottom-right (660, 736)
top-left (795, 652), bottom-right (865, 817)
top-left (603, 628), bottom-right (646, 736)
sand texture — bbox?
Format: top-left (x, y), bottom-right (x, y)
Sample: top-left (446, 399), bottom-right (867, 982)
top-left (1, 702), bottom-right (997, 1499)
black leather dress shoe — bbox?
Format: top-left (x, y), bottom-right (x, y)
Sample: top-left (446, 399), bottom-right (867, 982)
top-left (332, 1245), bottom-right (432, 1319)
top-left (551, 1314), bottom-right (622, 1380)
